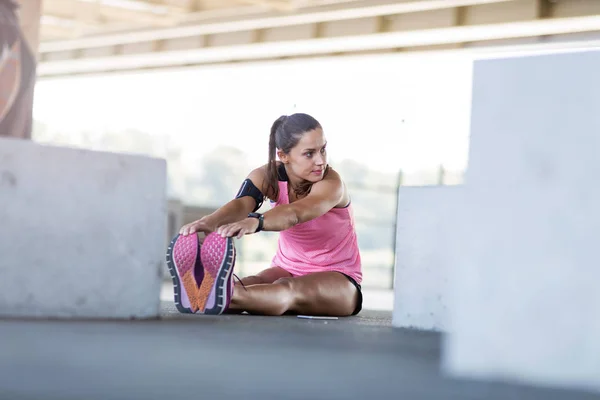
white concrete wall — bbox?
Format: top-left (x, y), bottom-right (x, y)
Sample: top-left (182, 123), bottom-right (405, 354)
top-left (0, 139), bottom-right (167, 319)
top-left (392, 186), bottom-right (462, 331)
top-left (443, 49), bottom-right (600, 393)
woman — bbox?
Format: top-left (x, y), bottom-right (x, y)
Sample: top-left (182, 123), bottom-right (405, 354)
top-left (166, 113), bottom-right (362, 317)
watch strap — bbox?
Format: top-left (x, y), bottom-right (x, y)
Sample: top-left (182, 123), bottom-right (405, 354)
top-left (248, 212), bottom-right (264, 232)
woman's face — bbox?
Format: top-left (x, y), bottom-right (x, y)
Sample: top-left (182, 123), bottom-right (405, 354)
top-left (279, 128), bottom-right (328, 184)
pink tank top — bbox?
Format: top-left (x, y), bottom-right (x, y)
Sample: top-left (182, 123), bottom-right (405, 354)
top-left (270, 180), bottom-right (362, 283)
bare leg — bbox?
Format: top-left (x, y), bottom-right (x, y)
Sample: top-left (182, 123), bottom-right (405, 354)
top-left (229, 272), bottom-right (359, 317)
top-left (225, 267), bottom-right (293, 314)
top-left (236, 266), bottom-right (292, 286)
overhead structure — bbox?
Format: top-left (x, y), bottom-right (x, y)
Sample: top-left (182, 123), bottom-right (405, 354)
top-left (37, 0), bottom-right (600, 77)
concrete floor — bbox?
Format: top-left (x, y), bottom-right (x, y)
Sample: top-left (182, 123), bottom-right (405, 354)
top-left (0, 302), bottom-right (598, 400)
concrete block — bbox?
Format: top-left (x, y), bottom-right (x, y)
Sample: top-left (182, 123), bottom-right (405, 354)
top-left (444, 49), bottom-right (600, 393)
top-left (392, 186), bottom-right (462, 331)
top-left (0, 139), bottom-right (167, 319)
top-left (466, 49), bottom-right (600, 189)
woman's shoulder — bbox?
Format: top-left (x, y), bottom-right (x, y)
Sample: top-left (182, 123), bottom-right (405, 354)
top-left (325, 166), bottom-right (342, 180)
top-left (247, 162), bottom-right (287, 181)
top-left (318, 167), bottom-right (350, 208)
top-left (246, 162), bottom-right (287, 201)
top-left (316, 166), bottom-right (344, 188)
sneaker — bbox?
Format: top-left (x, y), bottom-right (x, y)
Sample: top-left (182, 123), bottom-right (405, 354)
top-left (196, 232), bottom-right (236, 315)
top-left (165, 233), bottom-right (204, 314)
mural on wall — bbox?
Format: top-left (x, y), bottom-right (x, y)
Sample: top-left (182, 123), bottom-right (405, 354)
top-left (0, 0), bottom-right (36, 138)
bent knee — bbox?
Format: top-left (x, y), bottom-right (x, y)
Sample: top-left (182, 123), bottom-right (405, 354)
top-left (271, 277), bottom-right (299, 314)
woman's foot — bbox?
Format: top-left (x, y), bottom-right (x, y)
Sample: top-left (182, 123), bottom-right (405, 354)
top-left (165, 233), bottom-right (204, 314)
top-left (196, 232), bottom-right (236, 315)
top-left (166, 232), bottom-right (236, 315)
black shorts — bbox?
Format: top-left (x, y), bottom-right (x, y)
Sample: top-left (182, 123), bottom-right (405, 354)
top-left (339, 272), bottom-right (363, 316)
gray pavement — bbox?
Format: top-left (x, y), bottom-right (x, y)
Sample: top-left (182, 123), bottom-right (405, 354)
top-left (0, 302), bottom-right (598, 400)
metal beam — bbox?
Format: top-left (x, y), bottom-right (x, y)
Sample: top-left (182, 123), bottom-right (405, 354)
top-left (39, 0), bottom-right (515, 53)
top-left (38, 15), bottom-right (600, 76)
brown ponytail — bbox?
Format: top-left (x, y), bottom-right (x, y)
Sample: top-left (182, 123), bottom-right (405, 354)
top-left (264, 115), bottom-right (287, 201)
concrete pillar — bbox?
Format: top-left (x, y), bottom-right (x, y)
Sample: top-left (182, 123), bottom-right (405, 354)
top-left (443, 49), bottom-right (600, 393)
top-left (0, 0), bottom-right (40, 139)
top-left (0, 138), bottom-right (167, 319)
top-left (16, 0), bottom-right (42, 55)
top-left (392, 186), bottom-right (463, 331)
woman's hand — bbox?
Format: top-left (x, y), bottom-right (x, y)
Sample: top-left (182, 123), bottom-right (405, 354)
top-left (179, 217), bottom-right (215, 236)
top-left (217, 218), bottom-right (260, 239)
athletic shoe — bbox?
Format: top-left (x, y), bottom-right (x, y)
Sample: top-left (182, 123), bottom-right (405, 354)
top-left (165, 233), bottom-right (204, 314)
top-left (196, 232), bottom-right (236, 315)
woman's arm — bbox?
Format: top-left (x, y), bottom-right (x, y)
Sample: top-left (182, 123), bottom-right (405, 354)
top-left (179, 166), bottom-right (269, 236)
top-left (262, 173), bottom-right (343, 231)
top-left (216, 169), bottom-right (345, 238)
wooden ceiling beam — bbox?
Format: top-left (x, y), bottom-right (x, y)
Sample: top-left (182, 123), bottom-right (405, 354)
top-left (39, 0), bottom-right (515, 51)
top-left (43, 0), bottom-right (185, 27)
top-left (38, 14), bottom-right (600, 77)
top-left (234, 0), bottom-right (297, 12)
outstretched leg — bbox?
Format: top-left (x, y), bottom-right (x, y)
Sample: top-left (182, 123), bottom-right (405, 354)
top-left (229, 271), bottom-right (360, 317)
top-left (225, 267), bottom-right (293, 314)
top-left (236, 266), bottom-right (292, 286)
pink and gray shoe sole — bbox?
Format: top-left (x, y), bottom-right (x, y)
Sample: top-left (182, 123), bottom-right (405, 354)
top-left (165, 232), bottom-right (235, 315)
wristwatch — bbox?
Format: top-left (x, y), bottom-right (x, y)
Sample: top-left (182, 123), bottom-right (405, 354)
top-left (248, 212), bottom-right (264, 232)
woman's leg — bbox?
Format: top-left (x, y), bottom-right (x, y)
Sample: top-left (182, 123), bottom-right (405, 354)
top-left (236, 266), bottom-right (292, 286)
top-left (224, 267), bottom-right (293, 314)
top-left (229, 271), bottom-right (359, 317)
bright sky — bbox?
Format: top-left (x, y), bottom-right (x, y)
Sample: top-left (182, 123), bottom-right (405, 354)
top-left (33, 51), bottom-right (474, 174)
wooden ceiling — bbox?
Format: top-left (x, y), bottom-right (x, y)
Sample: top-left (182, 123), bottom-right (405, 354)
top-left (40, 0), bottom-right (346, 40)
top-left (36, 0), bottom-right (600, 77)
